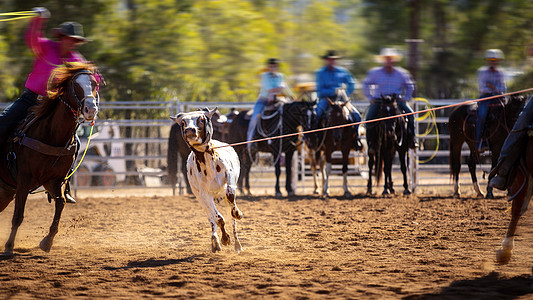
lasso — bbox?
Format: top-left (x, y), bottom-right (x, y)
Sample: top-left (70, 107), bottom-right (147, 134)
top-left (0, 11), bottom-right (37, 22)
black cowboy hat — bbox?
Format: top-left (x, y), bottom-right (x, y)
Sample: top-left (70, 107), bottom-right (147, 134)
top-left (321, 50), bottom-right (341, 59)
top-left (53, 22), bottom-right (90, 43)
top-left (267, 58), bottom-right (280, 65)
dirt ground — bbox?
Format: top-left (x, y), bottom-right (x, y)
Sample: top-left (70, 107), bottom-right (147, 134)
top-left (1, 186), bottom-right (533, 299)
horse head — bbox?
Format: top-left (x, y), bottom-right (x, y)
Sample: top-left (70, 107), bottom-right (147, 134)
top-left (505, 94), bottom-right (527, 126)
top-left (48, 62), bottom-right (100, 123)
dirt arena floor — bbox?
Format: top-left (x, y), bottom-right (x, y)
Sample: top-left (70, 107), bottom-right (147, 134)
top-left (1, 186), bottom-right (533, 299)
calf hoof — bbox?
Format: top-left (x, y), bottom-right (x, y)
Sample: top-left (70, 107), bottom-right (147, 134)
top-left (235, 241), bottom-right (243, 253)
top-left (343, 191), bottom-right (352, 198)
top-left (211, 236), bottom-right (222, 253)
top-left (0, 251), bottom-right (14, 259)
top-left (496, 248), bottom-right (512, 265)
top-left (221, 232), bottom-right (231, 246)
top-left (231, 207), bottom-right (243, 220)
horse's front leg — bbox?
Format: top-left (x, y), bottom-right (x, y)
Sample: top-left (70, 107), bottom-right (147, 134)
top-left (285, 151), bottom-right (295, 196)
top-left (398, 150), bottom-right (411, 195)
top-left (496, 171), bottom-right (532, 264)
top-left (39, 180), bottom-right (67, 253)
top-left (274, 159), bottom-right (282, 197)
top-left (383, 154), bottom-right (394, 196)
top-left (367, 154), bottom-right (374, 195)
top-left (467, 148), bottom-right (485, 198)
top-left (341, 148), bottom-right (352, 198)
top-left (3, 181), bottom-right (31, 257)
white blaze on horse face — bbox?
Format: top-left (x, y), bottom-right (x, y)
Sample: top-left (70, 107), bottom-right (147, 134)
top-left (76, 74), bottom-right (98, 121)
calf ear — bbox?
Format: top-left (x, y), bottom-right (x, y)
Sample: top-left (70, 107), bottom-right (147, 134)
top-left (169, 113), bottom-right (184, 123)
top-left (207, 107), bottom-right (218, 119)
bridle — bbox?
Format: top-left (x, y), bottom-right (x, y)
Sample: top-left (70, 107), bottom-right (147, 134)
top-left (59, 70), bottom-right (99, 123)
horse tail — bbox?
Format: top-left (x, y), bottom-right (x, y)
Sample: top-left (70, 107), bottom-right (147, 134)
top-left (167, 123), bottom-right (180, 196)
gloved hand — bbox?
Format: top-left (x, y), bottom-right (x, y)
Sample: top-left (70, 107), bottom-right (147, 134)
top-left (32, 7), bottom-right (51, 18)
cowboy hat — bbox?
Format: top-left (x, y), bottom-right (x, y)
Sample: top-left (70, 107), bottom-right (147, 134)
top-left (321, 50), bottom-right (341, 59)
top-left (53, 22), bottom-right (90, 43)
top-left (266, 58), bottom-right (281, 65)
top-left (375, 48), bottom-right (403, 63)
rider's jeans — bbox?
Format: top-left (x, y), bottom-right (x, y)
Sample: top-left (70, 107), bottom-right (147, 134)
top-left (247, 97), bottom-right (268, 141)
top-left (0, 89), bottom-right (40, 141)
top-left (476, 94), bottom-right (497, 143)
top-left (315, 98), bottom-right (362, 131)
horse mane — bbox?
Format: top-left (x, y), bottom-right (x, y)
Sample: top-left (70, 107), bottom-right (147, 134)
top-left (31, 62), bottom-right (97, 118)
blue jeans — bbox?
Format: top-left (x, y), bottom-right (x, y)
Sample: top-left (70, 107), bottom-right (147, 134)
top-left (315, 98), bottom-right (361, 132)
top-left (0, 89), bottom-right (40, 140)
top-left (247, 97), bottom-right (268, 141)
top-left (476, 94), bottom-right (498, 144)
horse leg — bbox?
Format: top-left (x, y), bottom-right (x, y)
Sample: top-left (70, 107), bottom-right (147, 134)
top-left (0, 188), bottom-right (15, 213)
top-left (398, 150), bottom-right (411, 195)
top-left (367, 154), bottom-right (374, 195)
top-left (3, 182), bottom-right (31, 257)
top-left (382, 152), bottom-right (394, 196)
top-left (341, 148), bottom-right (352, 198)
top-left (309, 149), bottom-right (320, 194)
top-left (274, 159), bottom-right (282, 197)
top-left (496, 170), bottom-right (532, 264)
top-left (285, 151), bottom-right (295, 196)
top-left (450, 139), bottom-right (463, 198)
top-left (467, 148), bottom-right (485, 198)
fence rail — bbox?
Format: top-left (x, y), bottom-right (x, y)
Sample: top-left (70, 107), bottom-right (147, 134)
top-left (0, 99), bottom-right (497, 196)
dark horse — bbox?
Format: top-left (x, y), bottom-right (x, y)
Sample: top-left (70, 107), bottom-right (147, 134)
top-left (306, 94), bottom-right (358, 197)
top-left (448, 95), bottom-right (525, 199)
top-left (366, 95), bottom-right (410, 196)
top-left (0, 62), bottom-right (99, 257)
top-left (167, 110), bottom-right (238, 195)
top-left (495, 133), bottom-right (533, 265)
top-left (228, 100), bottom-right (315, 197)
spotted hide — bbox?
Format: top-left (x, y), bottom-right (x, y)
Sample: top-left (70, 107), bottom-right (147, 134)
top-left (170, 108), bottom-right (243, 253)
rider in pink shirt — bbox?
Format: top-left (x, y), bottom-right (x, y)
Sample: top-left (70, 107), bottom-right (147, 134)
top-left (0, 7), bottom-right (93, 203)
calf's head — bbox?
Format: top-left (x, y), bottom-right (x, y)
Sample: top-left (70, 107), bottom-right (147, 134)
top-left (170, 107), bottom-right (217, 151)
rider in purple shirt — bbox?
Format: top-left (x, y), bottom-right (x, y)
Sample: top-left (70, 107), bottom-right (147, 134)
top-left (0, 7), bottom-right (93, 203)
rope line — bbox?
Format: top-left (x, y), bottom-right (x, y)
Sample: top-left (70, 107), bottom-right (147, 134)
top-left (214, 88), bottom-right (533, 150)
top-left (65, 124), bottom-right (94, 179)
top-left (0, 11), bottom-right (36, 22)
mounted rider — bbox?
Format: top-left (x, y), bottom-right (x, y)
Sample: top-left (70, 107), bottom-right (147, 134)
top-left (476, 49), bottom-right (507, 152)
top-left (0, 7), bottom-right (96, 204)
top-left (362, 47), bottom-right (417, 154)
top-left (314, 50), bottom-right (363, 151)
top-left (247, 58), bottom-right (292, 152)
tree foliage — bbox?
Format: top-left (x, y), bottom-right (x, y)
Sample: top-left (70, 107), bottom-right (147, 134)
top-left (1, 0), bottom-right (532, 105)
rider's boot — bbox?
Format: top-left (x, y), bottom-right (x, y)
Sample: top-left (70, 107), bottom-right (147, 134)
top-left (489, 130), bottom-right (527, 190)
top-left (64, 180), bottom-right (76, 204)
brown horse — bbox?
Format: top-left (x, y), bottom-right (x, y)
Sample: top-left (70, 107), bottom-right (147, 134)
top-left (366, 95), bottom-right (410, 196)
top-left (448, 95), bottom-right (526, 199)
top-left (228, 100), bottom-right (315, 197)
top-left (0, 62), bottom-right (100, 257)
top-left (306, 95), bottom-right (358, 197)
top-left (496, 134), bottom-right (533, 265)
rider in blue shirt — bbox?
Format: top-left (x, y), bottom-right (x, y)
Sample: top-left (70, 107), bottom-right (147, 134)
top-left (476, 49), bottom-right (507, 152)
top-left (315, 50), bottom-right (362, 150)
top-left (247, 58), bottom-right (290, 147)
top-left (363, 48), bottom-right (417, 154)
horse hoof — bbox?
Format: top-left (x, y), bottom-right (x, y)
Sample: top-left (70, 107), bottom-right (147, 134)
top-left (453, 192), bottom-right (461, 198)
top-left (343, 191), bottom-right (352, 198)
top-left (403, 189), bottom-right (411, 195)
top-left (39, 237), bottom-right (53, 253)
top-left (0, 251), bottom-right (14, 259)
top-left (486, 193), bottom-right (494, 199)
top-left (496, 248), bottom-right (512, 265)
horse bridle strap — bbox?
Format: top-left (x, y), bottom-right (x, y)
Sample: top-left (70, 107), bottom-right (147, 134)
top-left (20, 136), bottom-right (76, 157)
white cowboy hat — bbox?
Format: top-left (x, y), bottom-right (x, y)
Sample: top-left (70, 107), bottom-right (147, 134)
top-left (375, 48), bottom-right (403, 63)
